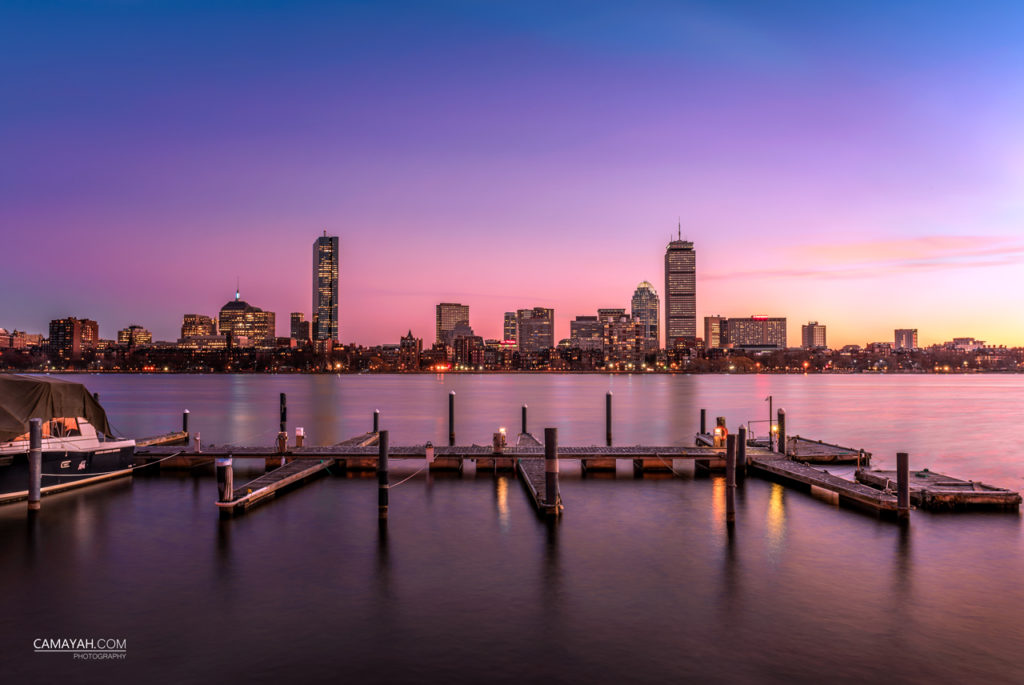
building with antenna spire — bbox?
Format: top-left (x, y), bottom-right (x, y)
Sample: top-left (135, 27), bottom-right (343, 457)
top-left (218, 286), bottom-right (276, 349)
top-left (664, 223), bottom-right (696, 347)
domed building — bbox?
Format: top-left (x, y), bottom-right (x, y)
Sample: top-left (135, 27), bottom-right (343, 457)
top-left (218, 289), bottom-right (276, 349)
top-left (631, 281), bottom-right (660, 353)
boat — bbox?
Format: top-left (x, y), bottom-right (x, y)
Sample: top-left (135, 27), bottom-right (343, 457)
top-left (0, 375), bottom-right (135, 499)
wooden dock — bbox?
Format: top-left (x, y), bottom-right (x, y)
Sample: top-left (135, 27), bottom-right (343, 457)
top-left (856, 468), bottom-right (1021, 512)
top-left (516, 458), bottom-right (561, 515)
top-left (748, 451), bottom-right (899, 517)
top-left (216, 458), bottom-right (335, 515)
top-left (786, 435), bottom-right (870, 466)
top-left (136, 431), bottom-right (189, 447)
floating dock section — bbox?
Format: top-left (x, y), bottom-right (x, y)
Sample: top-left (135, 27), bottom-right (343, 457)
top-left (786, 435), bottom-right (870, 466)
top-left (856, 468), bottom-right (1021, 512)
top-left (216, 458), bottom-right (334, 515)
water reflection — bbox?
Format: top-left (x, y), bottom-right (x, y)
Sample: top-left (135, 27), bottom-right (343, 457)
top-left (766, 483), bottom-right (787, 556)
top-left (495, 476), bottom-right (510, 531)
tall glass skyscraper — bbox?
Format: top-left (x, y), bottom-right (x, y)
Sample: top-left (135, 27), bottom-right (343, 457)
top-left (664, 233), bottom-right (695, 347)
top-left (313, 232), bottom-right (339, 342)
top-left (630, 281), bottom-right (660, 352)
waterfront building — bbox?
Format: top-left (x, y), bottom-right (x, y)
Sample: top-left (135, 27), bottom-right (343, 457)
top-left (454, 335), bottom-right (485, 367)
top-left (603, 314), bottom-right (644, 366)
top-left (801, 321), bottom-right (827, 349)
top-left (503, 312), bottom-right (517, 344)
top-left (399, 330), bottom-right (422, 371)
top-left (517, 307), bottom-right (555, 353)
top-left (570, 315), bottom-right (604, 350)
top-left (597, 308), bottom-right (625, 323)
top-left (664, 230), bottom-right (696, 347)
top-left (79, 319), bottom-right (99, 349)
top-left (290, 313), bottom-right (311, 342)
top-left (177, 336), bottom-right (228, 351)
top-left (631, 281), bottom-right (660, 353)
top-left (48, 317), bottom-right (82, 361)
top-left (218, 290), bottom-right (277, 349)
top-left (895, 328), bottom-right (918, 349)
top-left (704, 315), bottom-right (727, 349)
top-left (182, 314), bottom-right (217, 338)
top-left (118, 325), bottom-right (152, 347)
top-left (436, 303), bottom-right (470, 345)
top-left (313, 231), bottom-right (340, 342)
top-left (727, 316), bottom-right (787, 349)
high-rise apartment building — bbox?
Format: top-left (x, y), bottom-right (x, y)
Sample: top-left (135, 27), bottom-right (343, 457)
top-left (290, 313), bottom-right (311, 341)
top-left (503, 312), bottom-right (517, 343)
top-left (801, 321), bottom-right (827, 349)
top-left (436, 303), bottom-right (470, 345)
top-left (79, 319), bottom-right (99, 349)
top-left (570, 315), bottom-right (604, 350)
top-left (516, 307), bottom-right (555, 353)
top-left (704, 315), bottom-right (727, 349)
top-left (727, 316), bottom-right (787, 348)
top-left (664, 233), bottom-right (696, 346)
top-left (313, 231), bottom-right (339, 342)
top-left (630, 281), bottom-right (660, 352)
top-left (894, 329), bottom-right (918, 349)
top-left (49, 317), bottom-right (82, 361)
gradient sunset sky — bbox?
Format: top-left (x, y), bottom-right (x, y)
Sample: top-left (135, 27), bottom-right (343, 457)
top-left (3, 1), bottom-right (1023, 347)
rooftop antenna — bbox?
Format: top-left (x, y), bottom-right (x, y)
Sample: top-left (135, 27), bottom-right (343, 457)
top-left (678, 217), bottom-right (682, 241)
top-left (235, 277), bottom-right (240, 301)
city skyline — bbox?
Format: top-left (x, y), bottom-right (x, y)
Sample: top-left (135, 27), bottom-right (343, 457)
top-left (3, 2), bottom-right (1024, 347)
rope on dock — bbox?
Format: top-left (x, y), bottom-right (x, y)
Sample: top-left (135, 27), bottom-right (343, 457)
top-left (390, 465), bottom-right (427, 489)
top-left (655, 454), bottom-right (687, 478)
top-left (41, 451), bottom-right (184, 477)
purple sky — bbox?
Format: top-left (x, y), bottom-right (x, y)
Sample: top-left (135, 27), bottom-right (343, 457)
top-left (2, 1), bottom-right (1023, 347)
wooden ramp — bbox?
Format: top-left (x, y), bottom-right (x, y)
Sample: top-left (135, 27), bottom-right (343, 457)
top-left (749, 452), bottom-right (898, 517)
top-left (216, 459), bottom-right (334, 515)
top-left (786, 435), bottom-right (870, 465)
top-left (516, 457), bottom-right (561, 516)
top-left (136, 431), bottom-right (189, 447)
top-left (856, 468), bottom-right (1020, 512)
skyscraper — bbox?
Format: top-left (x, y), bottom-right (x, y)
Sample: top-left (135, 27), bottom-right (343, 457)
top-left (503, 312), bottom-right (517, 343)
top-left (219, 290), bottom-right (276, 349)
top-left (313, 231), bottom-right (339, 342)
top-left (664, 229), bottom-right (696, 347)
top-left (436, 303), bottom-right (470, 345)
top-left (630, 281), bottom-right (660, 352)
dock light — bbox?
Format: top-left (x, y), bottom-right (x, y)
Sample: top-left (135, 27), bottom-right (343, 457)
top-left (425, 441), bottom-right (435, 464)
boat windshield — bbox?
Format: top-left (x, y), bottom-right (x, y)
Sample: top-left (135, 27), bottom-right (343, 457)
top-left (11, 418), bottom-right (81, 441)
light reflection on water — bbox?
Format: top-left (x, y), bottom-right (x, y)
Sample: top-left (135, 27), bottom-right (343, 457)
top-left (1, 374), bottom-right (1023, 683)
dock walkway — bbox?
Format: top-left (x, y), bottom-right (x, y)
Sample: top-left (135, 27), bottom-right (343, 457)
top-left (856, 468), bottom-right (1021, 511)
top-left (216, 458), bottom-right (334, 514)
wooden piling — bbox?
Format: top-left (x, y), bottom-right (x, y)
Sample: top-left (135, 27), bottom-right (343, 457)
top-left (897, 451), bottom-right (910, 521)
top-left (182, 409), bottom-right (190, 434)
top-left (373, 409), bottom-right (380, 433)
top-left (216, 456), bottom-right (234, 503)
top-left (700, 408), bottom-right (706, 435)
top-left (27, 418), bottom-right (41, 512)
top-left (606, 391), bottom-right (613, 447)
top-left (277, 393), bottom-right (288, 456)
top-left (280, 393), bottom-right (287, 433)
top-left (777, 408), bottom-right (786, 455)
top-left (378, 430), bottom-right (389, 520)
top-left (725, 434), bottom-right (736, 524)
top-left (736, 425), bottom-right (747, 480)
top-left (295, 427), bottom-right (304, 448)
top-left (194, 431), bottom-right (201, 453)
top-left (522, 404), bottom-right (528, 435)
top-left (448, 391), bottom-right (456, 447)
top-left (545, 427), bottom-right (560, 509)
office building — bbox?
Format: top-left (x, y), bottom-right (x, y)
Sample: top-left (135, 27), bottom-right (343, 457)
top-left (290, 313), bottom-right (311, 342)
top-left (664, 232), bottom-right (696, 346)
top-left (801, 321), bottom-right (827, 349)
top-left (436, 303), bottom-right (470, 345)
top-left (118, 325), bottom-right (152, 347)
top-left (630, 281), bottom-right (660, 353)
top-left (727, 316), bottom-right (787, 348)
top-left (704, 315), bottom-right (727, 349)
top-left (503, 312), bottom-right (517, 343)
top-left (219, 289), bottom-right (277, 349)
top-left (516, 307), bottom-right (555, 353)
top-left (182, 314), bottom-right (217, 338)
top-left (895, 329), bottom-right (918, 349)
top-left (570, 315), bottom-right (604, 350)
top-left (313, 231), bottom-right (339, 342)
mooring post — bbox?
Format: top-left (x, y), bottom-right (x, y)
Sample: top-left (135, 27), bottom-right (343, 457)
top-left (194, 431), bottom-right (202, 453)
top-left (295, 427), bottom-right (304, 448)
top-left (777, 408), bottom-right (786, 455)
top-left (378, 429), bottom-right (389, 520)
top-left (700, 408), bottom-right (707, 435)
top-left (182, 409), bottom-right (190, 434)
top-left (897, 451), bottom-right (910, 521)
top-left (216, 455), bottom-right (233, 503)
top-left (279, 392), bottom-right (287, 432)
top-left (545, 427), bottom-right (560, 510)
top-left (522, 404), bottom-right (528, 435)
top-left (725, 433), bottom-right (736, 524)
top-left (606, 391), bottom-right (613, 447)
top-left (27, 418), bottom-right (42, 512)
top-left (448, 391), bottom-right (456, 446)
top-left (277, 392), bottom-right (288, 455)
top-left (373, 409), bottom-right (380, 433)
top-left (736, 425), bottom-right (747, 479)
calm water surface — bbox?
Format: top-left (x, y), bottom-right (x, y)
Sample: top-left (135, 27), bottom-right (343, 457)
top-left (2, 374), bottom-right (1023, 684)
